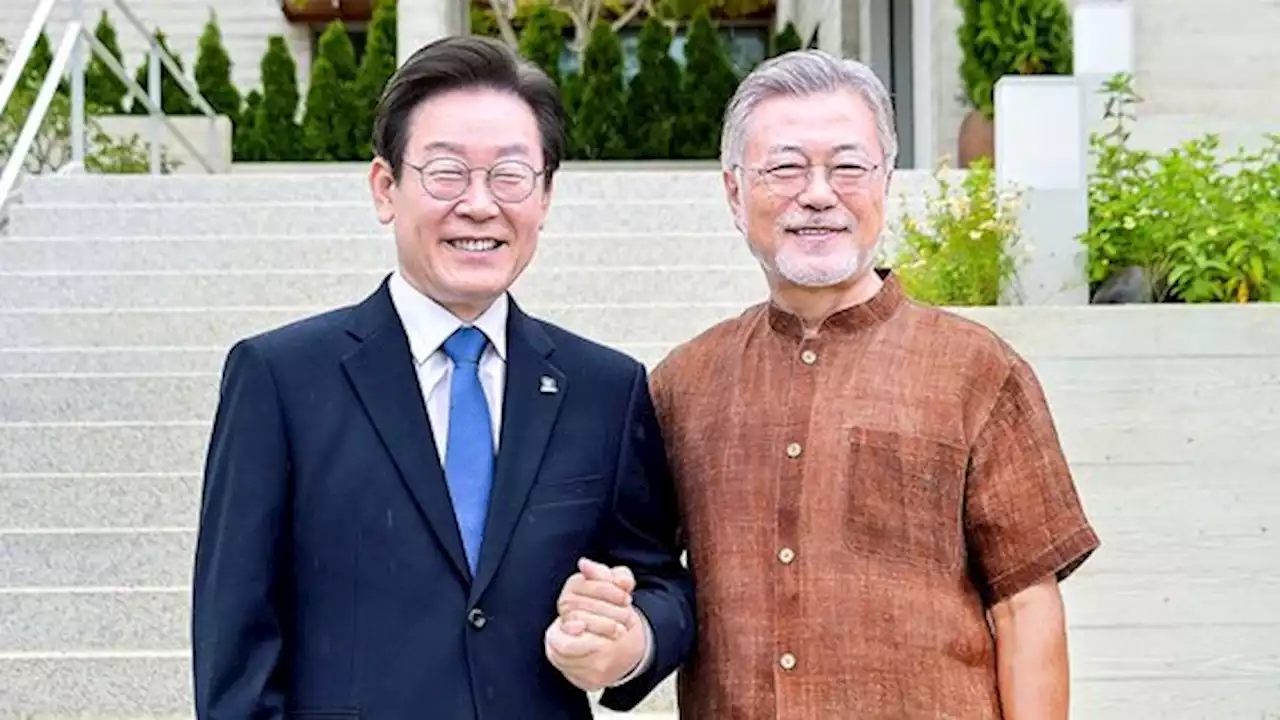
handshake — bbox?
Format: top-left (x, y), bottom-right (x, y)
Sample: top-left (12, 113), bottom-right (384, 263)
top-left (544, 557), bottom-right (650, 692)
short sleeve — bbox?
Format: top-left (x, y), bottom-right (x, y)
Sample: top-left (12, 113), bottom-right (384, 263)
top-left (965, 355), bottom-right (1100, 605)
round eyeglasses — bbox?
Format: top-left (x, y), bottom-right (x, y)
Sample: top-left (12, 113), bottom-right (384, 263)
top-left (404, 157), bottom-right (545, 204)
top-left (740, 162), bottom-right (882, 198)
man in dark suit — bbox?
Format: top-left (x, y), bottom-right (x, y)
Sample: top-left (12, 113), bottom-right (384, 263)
top-left (190, 35), bottom-right (694, 719)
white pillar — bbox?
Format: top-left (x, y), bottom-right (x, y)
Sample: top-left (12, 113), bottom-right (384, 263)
top-left (1073, 1), bottom-right (1136, 133)
top-left (397, 0), bottom-right (465, 66)
top-left (995, 76), bottom-right (1089, 305)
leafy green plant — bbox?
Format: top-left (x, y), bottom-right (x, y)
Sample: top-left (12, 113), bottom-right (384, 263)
top-left (195, 10), bottom-right (242, 122)
top-left (128, 29), bottom-right (199, 116)
top-left (572, 20), bottom-right (628, 159)
top-left (887, 158), bottom-right (1026, 306)
top-left (254, 35), bottom-right (301, 161)
top-left (771, 21), bottom-right (803, 57)
top-left (518, 3), bottom-right (567, 88)
top-left (625, 15), bottom-right (681, 159)
top-left (354, 0), bottom-right (397, 158)
top-left (676, 6), bottom-right (738, 159)
top-left (0, 36), bottom-right (173, 175)
top-left (301, 57), bottom-right (344, 161)
top-left (956, 0), bottom-right (1072, 119)
top-left (1080, 73), bottom-right (1280, 303)
top-left (84, 10), bottom-right (128, 114)
top-left (301, 21), bottom-right (359, 160)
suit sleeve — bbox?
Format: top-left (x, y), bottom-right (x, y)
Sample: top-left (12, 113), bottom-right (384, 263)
top-left (191, 339), bottom-right (291, 719)
top-left (597, 362), bottom-right (696, 711)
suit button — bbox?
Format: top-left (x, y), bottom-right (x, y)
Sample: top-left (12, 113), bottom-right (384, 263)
top-left (467, 608), bottom-right (487, 629)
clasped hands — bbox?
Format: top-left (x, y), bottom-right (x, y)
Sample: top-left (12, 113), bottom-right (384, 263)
top-left (544, 557), bottom-right (648, 692)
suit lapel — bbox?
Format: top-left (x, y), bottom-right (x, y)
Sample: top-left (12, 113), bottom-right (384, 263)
top-left (470, 302), bottom-right (564, 602)
top-left (341, 278), bottom-right (471, 583)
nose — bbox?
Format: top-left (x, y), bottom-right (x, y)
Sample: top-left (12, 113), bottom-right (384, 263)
top-left (795, 168), bottom-right (838, 211)
top-left (454, 170), bottom-right (500, 220)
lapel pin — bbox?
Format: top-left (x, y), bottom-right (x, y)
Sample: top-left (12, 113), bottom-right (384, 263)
top-left (539, 376), bottom-right (559, 394)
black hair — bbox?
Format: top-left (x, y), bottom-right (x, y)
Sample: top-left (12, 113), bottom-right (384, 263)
top-left (372, 35), bottom-right (568, 185)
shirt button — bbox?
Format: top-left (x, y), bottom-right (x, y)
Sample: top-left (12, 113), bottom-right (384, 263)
top-left (786, 442), bottom-right (802, 458)
top-left (779, 652), bottom-right (797, 670)
top-left (778, 548), bottom-right (796, 564)
top-left (800, 349), bottom-right (817, 365)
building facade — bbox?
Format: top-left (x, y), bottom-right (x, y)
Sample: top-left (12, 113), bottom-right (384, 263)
top-left (4, 0), bottom-right (1279, 169)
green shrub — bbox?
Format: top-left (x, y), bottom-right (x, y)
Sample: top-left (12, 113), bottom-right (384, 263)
top-left (956, 0), bottom-right (1072, 119)
top-left (301, 57), bottom-right (347, 160)
top-left (0, 37), bottom-right (173, 175)
top-left (1080, 74), bottom-right (1280, 303)
top-left (354, 0), bottom-right (397, 159)
top-left (302, 21), bottom-right (359, 160)
top-left (195, 10), bottom-right (241, 121)
top-left (771, 21), bottom-right (803, 57)
top-left (233, 89), bottom-right (265, 161)
top-left (676, 7), bottom-right (738, 159)
top-left (571, 20), bottom-right (628, 160)
top-left (128, 30), bottom-right (199, 116)
top-left (84, 11), bottom-right (128, 114)
top-left (626, 15), bottom-right (681, 159)
top-left (254, 35), bottom-right (301, 160)
top-left (519, 3), bottom-right (566, 88)
top-left (887, 158), bottom-right (1026, 306)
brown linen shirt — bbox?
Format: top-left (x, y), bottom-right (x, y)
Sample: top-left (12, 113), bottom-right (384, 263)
top-left (649, 270), bottom-right (1100, 719)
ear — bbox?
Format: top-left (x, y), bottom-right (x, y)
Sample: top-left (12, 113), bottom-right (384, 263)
top-left (723, 167), bottom-right (745, 233)
top-left (539, 174), bottom-right (554, 214)
top-left (369, 156), bottom-right (397, 225)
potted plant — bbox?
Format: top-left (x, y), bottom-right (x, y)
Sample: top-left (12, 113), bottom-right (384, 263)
top-left (955, 0), bottom-right (1073, 167)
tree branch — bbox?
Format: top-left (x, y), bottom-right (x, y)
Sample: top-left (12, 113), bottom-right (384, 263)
top-left (485, 0), bottom-right (521, 49)
top-left (611, 0), bottom-right (649, 31)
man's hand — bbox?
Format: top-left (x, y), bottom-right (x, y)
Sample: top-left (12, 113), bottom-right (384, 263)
top-left (545, 558), bottom-right (648, 691)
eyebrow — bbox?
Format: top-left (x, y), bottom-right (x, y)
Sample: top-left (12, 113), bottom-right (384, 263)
top-left (422, 141), bottom-right (532, 156)
top-left (766, 142), bottom-right (872, 155)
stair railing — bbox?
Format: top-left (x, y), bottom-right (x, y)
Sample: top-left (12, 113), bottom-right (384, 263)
top-left (0, 0), bottom-right (221, 214)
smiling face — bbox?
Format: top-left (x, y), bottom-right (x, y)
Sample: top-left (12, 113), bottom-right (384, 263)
top-left (370, 86), bottom-right (551, 320)
top-left (725, 88), bottom-right (889, 292)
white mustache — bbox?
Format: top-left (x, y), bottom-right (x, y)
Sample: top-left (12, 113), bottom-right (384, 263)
top-left (776, 214), bottom-right (856, 232)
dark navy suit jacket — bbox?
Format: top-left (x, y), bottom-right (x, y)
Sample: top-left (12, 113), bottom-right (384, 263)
top-left (191, 277), bottom-right (695, 719)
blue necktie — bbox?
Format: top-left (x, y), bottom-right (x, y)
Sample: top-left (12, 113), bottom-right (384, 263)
top-left (441, 326), bottom-right (494, 575)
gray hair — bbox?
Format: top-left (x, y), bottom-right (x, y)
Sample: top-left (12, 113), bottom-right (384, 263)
top-left (720, 50), bottom-right (898, 173)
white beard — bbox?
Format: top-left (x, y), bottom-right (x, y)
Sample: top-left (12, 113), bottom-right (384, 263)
top-left (773, 242), bottom-right (866, 287)
top-left (734, 190), bottom-right (878, 288)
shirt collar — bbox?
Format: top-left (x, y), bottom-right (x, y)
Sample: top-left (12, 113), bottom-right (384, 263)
top-left (388, 270), bottom-right (509, 365)
top-left (766, 267), bottom-right (906, 340)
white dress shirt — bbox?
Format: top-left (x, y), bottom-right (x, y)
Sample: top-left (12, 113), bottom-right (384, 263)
top-left (388, 270), bottom-right (508, 462)
top-left (387, 269), bottom-right (653, 686)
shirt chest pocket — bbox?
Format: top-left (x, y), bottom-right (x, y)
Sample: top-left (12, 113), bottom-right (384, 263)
top-left (841, 426), bottom-right (969, 573)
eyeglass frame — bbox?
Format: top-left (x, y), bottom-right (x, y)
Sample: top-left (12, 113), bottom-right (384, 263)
top-left (733, 160), bottom-right (885, 198)
top-left (402, 157), bottom-right (548, 204)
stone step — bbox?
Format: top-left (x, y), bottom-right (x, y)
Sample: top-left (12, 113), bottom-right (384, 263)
top-left (5, 200), bottom-right (742, 237)
top-left (0, 268), bottom-right (770, 310)
top-left (5, 198), bottom-right (926, 239)
top-left (17, 166), bottom-right (953, 205)
top-left (0, 473), bottom-right (199, 529)
top-left (17, 168), bottom-right (728, 204)
top-left (0, 303), bottom-right (746, 349)
top-left (0, 232), bottom-right (753, 272)
top-left (0, 344), bottom-right (676, 374)
top-left (0, 654), bottom-right (677, 716)
top-left (1, 406), bottom-right (1235, 478)
top-left (0, 421), bottom-right (236, 475)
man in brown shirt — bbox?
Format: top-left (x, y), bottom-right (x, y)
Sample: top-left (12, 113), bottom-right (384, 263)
top-left (647, 50), bottom-right (1101, 718)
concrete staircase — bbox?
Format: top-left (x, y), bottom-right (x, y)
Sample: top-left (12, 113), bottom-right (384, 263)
top-left (0, 165), bottom-right (928, 718)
